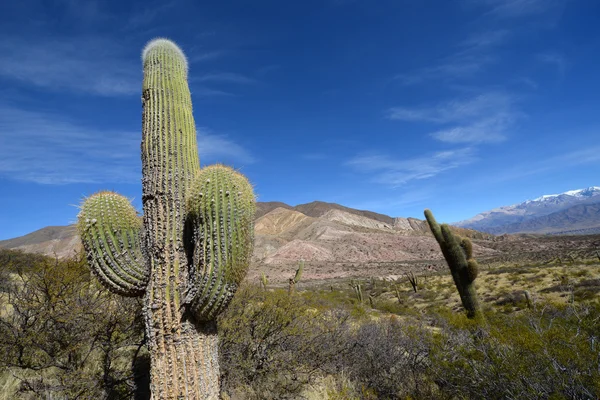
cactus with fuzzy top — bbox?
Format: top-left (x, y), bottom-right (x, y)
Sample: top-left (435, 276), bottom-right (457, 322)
top-left (424, 209), bottom-right (481, 319)
top-left (78, 39), bottom-right (255, 399)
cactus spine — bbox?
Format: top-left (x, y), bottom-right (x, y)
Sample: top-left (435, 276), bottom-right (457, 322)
top-left (424, 209), bottom-right (481, 319)
top-left (78, 39), bottom-right (255, 399)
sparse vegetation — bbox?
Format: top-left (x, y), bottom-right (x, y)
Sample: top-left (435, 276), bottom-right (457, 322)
top-left (2, 240), bottom-right (600, 399)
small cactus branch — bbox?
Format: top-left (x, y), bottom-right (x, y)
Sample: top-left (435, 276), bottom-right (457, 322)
top-left (185, 165), bottom-right (256, 321)
top-left (78, 191), bottom-right (148, 297)
top-left (425, 209), bottom-right (482, 319)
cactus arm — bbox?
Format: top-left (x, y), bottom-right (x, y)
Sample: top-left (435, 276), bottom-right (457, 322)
top-left (78, 191), bottom-right (148, 297)
top-left (185, 164), bottom-right (255, 321)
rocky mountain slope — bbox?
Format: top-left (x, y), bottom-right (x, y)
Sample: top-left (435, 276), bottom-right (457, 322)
top-left (1, 201), bottom-right (497, 282)
top-left (455, 187), bottom-right (600, 234)
top-left (484, 203), bottom-right (600, 235)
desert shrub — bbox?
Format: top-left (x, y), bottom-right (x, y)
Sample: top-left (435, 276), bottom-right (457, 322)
top-left (0, 251), bottom-right (146, 399)
top-left (430, 304), bottom-right (600, 399)
top-left (339, 317), bottom-right (437, 399)
top-left (218, 285), bottom-right (352, 399)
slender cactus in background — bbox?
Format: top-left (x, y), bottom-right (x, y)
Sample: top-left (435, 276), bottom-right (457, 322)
top-left (394, 284), bottom-right (402, 303)
top-left (288, 260), bottom-right (303, 295)
top-left (261, 272), bottom-right (268, 290)
top-left (406, 271), bottom-right (419, 293)
top-left (350, 279), bottom-right (364, 303)
top-left (78, 39), bottom-right (255, 399)
top-left (524, 290), bottom-right (533, 309)
top-left (424, 209), bottom-right (481, 319)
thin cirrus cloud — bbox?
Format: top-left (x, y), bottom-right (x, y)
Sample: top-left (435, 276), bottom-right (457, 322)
top-left (346, 148), bottom-right (476, 188)
top-left (394, 54), bottom-right (494, 86)
top-left (194, 72), bottom-right (257, 85)
top-left (477, 0), bottom-right (563, 18)
top-left (0, 37), bottom-right (140, 96)
top-left (538, 52), bottom-right (567, 75)
top-left (0, 36), bottom-right (231, 97)
top-left (394, 29), bottom-right (508, 86)
top-left (0, 105), bottom-right (254, 185)
top-left (387, 92), bottom-right (519, 144)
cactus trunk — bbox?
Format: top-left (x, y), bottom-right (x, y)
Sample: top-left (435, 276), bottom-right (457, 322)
top-left (78, 39), bottom-right (255, 399)
top-left (140, 40), bottom-right (220, 399)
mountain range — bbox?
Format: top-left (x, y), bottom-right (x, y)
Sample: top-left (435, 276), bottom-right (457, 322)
top-left (0, 201), bottom-right (495, 280)
top-left (3, 192), bottom-right (599, 282)
top-left (455, 187), bottom-right (600, 235)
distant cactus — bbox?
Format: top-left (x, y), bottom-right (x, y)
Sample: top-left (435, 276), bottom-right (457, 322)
top-left (524, 290), bottom-right (533, 309)
top-left (288, 260), bottom-right (304, 295)
top-left (424, 209), bottom-right (482, 319)
top-left (261, 272), bottom-right (269, 290)
top-left (368, 294), bottom-right (375, 308)
top-left (78, 39), bottom-right (255, 399)
top-left (406, 271), bottom-right (419, 293)
top-left (350, 279), bottom-right (364, 303)
top-left (394, 284), bottom-right (402, 303)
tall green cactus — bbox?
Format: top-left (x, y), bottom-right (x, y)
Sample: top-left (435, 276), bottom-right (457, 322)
top-left (424, 209), bottom-right (481, 319)
top-left (78, 38), bottom-right (255, 399)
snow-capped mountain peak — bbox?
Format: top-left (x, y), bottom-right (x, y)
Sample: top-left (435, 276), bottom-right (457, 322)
top-left (455, 186), bottom-right (600, 233)
top-left (532, 186), bottom-right (600, 202)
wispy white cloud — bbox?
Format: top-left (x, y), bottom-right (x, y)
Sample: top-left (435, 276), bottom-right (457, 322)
top-left (346, 148), bottom-right (476, 187)
top-left (394, 54), bottom-right (493, 86)
top-left (387, 92), bottom-right (519, 144)
top-left (479, 0), bottom-right (557, 18)
top-left (0, 36), bottom-right (139, 96)
top-left (538, 52), bottom-right (567, 75)
top-left (347, 188), bottom-right (435, 215)
top-left (195, 72), bottom-right (257, 84)
top-left (460, 29), bottom-right (511, 49)
top-left (190, 50), bottom-right (229, 64)
top-left (430, 115), bottom-right (513, 143)
top-left (124, 1), bottom-right (177, 30)
top-left (394, 29), bottom-right (510, 86)
top-left (0, 106), bottom-right (139, 184)
top-left (197, 128), bottom-right (255, 165)
top-left (467, 144), bottom-right (600, 188)
top-left (0, 105), bottom-right (254, 184)
top-left (301, 153), bottom-right (328, 160)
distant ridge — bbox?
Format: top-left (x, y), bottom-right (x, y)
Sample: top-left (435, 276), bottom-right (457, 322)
top-left (293, 201), bottom-right (394, 225)
top-left (456, 186), bottom-right (600, 234)
top-left (1, 200), bottom-right (492, 265)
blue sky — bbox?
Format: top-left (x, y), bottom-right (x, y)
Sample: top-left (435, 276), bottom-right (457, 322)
top-left (1, 0), bottom-right (599, 239)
